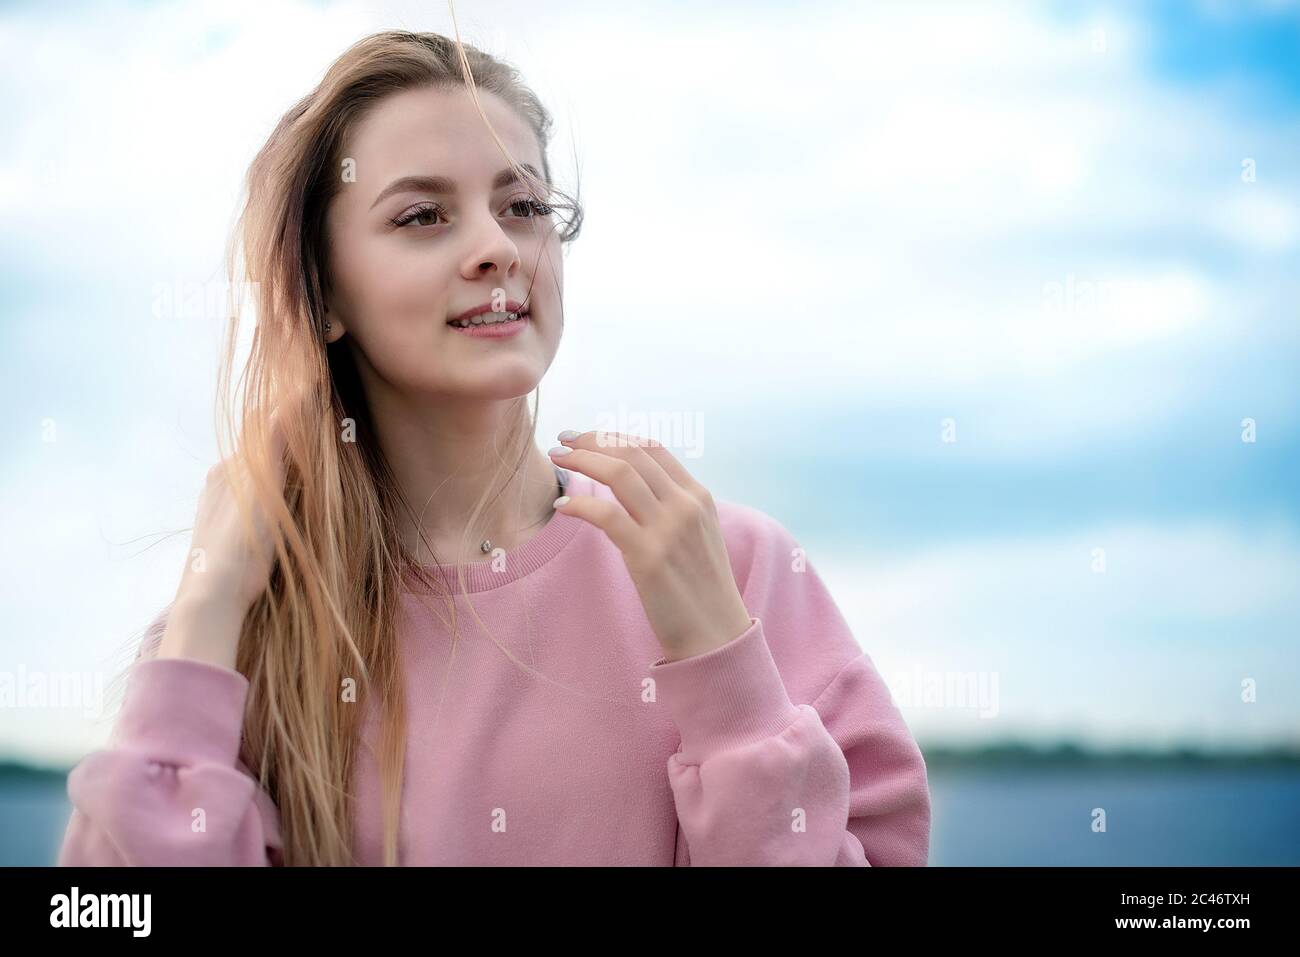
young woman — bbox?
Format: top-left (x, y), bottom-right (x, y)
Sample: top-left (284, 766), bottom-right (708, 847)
top-left (57, 29), bottom-right (930, 866)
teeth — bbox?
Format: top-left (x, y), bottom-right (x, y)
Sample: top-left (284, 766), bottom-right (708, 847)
top-left (452, 311), bottom-right (523, 328)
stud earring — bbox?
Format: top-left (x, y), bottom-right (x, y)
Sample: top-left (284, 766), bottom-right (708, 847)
top-left (324, 320), bottom-right (332, 335)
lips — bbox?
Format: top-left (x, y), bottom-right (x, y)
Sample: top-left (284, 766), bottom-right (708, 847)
top-left (449, 299), bottom-right (528, 324)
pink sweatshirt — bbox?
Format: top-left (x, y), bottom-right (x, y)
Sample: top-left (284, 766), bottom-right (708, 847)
top-left (57, 470), bottom-right (931, 866)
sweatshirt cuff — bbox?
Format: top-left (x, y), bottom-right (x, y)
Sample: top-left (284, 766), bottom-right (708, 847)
top-left (113, 657), bottom-right (250, 767)
top-left (649, 617), bottom-right (803, 765)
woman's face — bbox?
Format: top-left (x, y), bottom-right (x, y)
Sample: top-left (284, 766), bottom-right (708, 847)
top-left (323, 85), bottom-right (564, 401)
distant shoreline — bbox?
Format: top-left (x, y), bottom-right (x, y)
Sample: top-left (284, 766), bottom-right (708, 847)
top-left (921, 741), bottom-right (1300, 769)
top-left (5, 739), bottom-right (1300, 782)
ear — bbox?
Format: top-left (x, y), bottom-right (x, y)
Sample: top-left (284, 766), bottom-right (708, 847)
top-left (323, 308), bottom-right (347, 344)
top-left (318, 265), bottom-right (348, 343)
top-left (321, 272), bottom-right (347, 343)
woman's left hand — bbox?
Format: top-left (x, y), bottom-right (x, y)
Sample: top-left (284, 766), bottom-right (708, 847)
top-left (548, 430), bottom-right (753, 663)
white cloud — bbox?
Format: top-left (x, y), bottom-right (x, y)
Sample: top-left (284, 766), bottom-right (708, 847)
top-left (1204, 188), bottom-right (1300, 250)
top-left (815, 520), bottom-right (1300, 748)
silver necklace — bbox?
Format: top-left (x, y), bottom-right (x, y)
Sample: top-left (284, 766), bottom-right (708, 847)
top-left (479, 469), bottom-right (565, 554)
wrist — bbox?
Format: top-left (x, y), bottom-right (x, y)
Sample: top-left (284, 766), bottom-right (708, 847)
top-left (157, 592), bottom-right (248, 670)
top-left (662, 611), bottom-right (754, 663)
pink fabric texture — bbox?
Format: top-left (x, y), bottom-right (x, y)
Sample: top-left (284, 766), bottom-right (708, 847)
top-left (58, 470), bottom-right (931, 866)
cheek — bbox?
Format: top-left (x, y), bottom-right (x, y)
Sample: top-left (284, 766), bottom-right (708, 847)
top-left (344, 241), bottom-right (449, 331)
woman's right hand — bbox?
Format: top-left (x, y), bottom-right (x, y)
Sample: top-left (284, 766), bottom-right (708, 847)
top-left (157, 410), bottom-right (291, 669)
top-left (173, 411), bottom-right (291, 620)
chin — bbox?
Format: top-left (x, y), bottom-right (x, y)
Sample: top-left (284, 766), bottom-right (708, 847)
top-left (462, 367), bottom-right (546, 400)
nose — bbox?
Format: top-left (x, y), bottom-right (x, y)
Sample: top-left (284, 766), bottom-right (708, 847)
top-left (460, 213), bottom-right (521, 280)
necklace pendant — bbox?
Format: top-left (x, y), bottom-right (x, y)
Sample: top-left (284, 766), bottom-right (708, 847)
top-left (480, 539), bottom-right (493, 554)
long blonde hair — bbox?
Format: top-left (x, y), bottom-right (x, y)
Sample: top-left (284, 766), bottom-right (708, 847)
top-left (208, 28), bottom-right (583, 865)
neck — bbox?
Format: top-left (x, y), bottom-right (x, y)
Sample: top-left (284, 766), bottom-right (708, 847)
top-left (362, 387), bottom-right (560, 566)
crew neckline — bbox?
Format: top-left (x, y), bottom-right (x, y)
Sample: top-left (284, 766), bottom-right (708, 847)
top-left (400, 468), bottom-right (588, 595)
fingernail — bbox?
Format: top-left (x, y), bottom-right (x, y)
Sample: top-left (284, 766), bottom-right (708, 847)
top-left (547, 446), bottom-right (572, 457)
top-left (552, 495), bottom-right (570, 509)
top-left (557, 430), bottom-right (581, 442)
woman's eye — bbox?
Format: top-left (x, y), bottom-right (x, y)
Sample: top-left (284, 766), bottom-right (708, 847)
top-left (393, 204), bottom-right (444, 228)
top-left (507, 198), bottom-right (554, 218)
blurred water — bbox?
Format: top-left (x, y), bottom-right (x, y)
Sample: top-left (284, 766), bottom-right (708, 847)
top-left (5, 764), bottom-right (1299, 866)
top-left (927, 765), bottom-right (1300, 866)
top-left (1, 774), bottom-right (72, 867)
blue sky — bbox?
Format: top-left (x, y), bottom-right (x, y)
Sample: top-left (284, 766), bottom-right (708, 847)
top-left (1, 0), bottom-right (1297, 765)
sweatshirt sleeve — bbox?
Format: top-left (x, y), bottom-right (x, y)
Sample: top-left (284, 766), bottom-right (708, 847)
top-left (649, 509), bottom-right (931, 867)
top-left (56, 609), bottom-right (284, 867)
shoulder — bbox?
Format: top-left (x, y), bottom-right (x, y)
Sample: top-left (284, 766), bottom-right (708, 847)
top-left (712, 495), bottom-right (793, 545)
top-left (711, 493), bottom-right (866, 701)
top-left (711, 495), bottom-right (806, 591)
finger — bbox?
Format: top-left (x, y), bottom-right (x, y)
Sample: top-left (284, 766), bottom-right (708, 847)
top-left (552, 493), bottom-right (640, 552)
top-left (548, 443), bottom-right (662, 524)
top-left (596, 431), bottom-right (682, 500)
top-left (562, 430), bottom-right (700, 498)
top-left (556, 430), bottom-right (678, 501)
top-left (618, 434), bottom-right (703, 495)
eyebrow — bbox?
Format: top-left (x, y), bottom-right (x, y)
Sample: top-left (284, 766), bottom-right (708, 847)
top-left (369, 164), bottom-right (544, 210)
